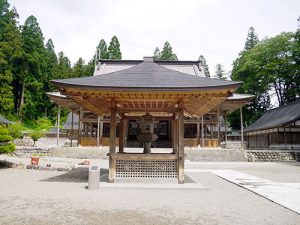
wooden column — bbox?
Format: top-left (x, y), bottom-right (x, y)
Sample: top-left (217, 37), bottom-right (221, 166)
top-left (201, 115), bottom-right (204, 148)
top-left (178, 106), bottom-right (184, 184)
top-left (217, 106), bottom-right (220, 144)
top-left (56, 105), bottom-right (61, 147)
top-left (197, 119), bottom-right (200, 147)
top-left (97, 116), bottom-right (100, 147)
top-left (99, 118), bottom-right (103, 146)
top-left (224, 112), bottom-right (228, 149)
top-left (109, 101), bottom-right (117, 183)
top-left (240, 106), bottom-right (244, 149)
top-left (77, 107), bottom-right (83, 146)
top-left (172, 114), bottom-right (178, 154)
top-left (70, 110), bottom-right (74, 147)
top-left (119, 115), bottom-right (125, 153)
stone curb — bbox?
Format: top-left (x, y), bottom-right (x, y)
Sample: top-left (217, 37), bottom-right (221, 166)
top-left (26, 164), bottom-right (73, 171)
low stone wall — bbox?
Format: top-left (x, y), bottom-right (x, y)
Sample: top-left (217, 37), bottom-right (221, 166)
top-left (185, 149), bottom-right (248, 162)
top-left (14, 146), bottom-right (52, 157)
top-left (246, 150), bottom-right (300, 162)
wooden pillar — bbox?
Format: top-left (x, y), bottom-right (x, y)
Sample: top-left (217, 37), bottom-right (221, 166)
top-left (77, 107), bottom-right (83, 146)
top-left (196, 119), bottom-right (200, 147)
top-left (217, 106), bottom-right (220, 144)
top-left (56, 105), bottom-right (61, 147)
top-left (284, 127), bottom-right (287, 150)
top-left (178, 106), bottom-right (184, 184)
top-left (97, 116), bottom-right (100, 147)
top-left (108, 101), bottom-right (117, 183)
top-left (70, 110), bottom-right (74, 147)
top-left (224, 112), bottom-right (228, 149)
top-left (119, 116), bottom-right (125, 153)
top-left (240, 106), bottom-right (244, 149)
top-left (201, 115), bottom-right (204, 148)
top-left (172, 115), bottom-right (178, 154)
top-left (99, 118), bottom-right (103, 146)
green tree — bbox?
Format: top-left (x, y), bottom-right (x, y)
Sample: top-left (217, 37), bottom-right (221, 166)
top-left (0, 2), bottom-right (22, 117)
top-left (153, 47), bottom-right (161, 60)
top-left (56, 51), bottom-right (72, 79)
top-left (159, 41), bottom-right (178, 60)
top-left (20, 15), bottom-right (48, 119)
top-left (199, 55), bottom-right (210, 78)
top-left (97, 39), bottom-right (109, 59)
top-left (108, 35), bottom-right (122, 60)
top-left (244, 27), bottom-right (259, 51)
top-left (215, 64), bottom-right (226, 79)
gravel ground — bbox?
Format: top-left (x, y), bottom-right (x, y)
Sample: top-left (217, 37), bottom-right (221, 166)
top-left (1, 163), bottom-right (300, 225)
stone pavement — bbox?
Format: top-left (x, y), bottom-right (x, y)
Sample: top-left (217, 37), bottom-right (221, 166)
top-left (186, 168), bottom-right (300, 215)
top-left (212, 170), bottom-right (300, 214)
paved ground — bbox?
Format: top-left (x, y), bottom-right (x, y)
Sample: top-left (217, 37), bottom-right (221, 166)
top-left (0, 160), bottom-right (300, 225)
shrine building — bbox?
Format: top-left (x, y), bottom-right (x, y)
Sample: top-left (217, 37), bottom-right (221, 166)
top-left (48, 56), bottom-right (252, 183)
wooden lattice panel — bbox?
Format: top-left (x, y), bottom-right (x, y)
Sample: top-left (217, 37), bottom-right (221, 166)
top-left (116, 160), bottom-right (177, 178)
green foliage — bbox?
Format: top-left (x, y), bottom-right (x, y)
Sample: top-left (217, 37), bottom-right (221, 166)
top-left (199, 55), bottom-right (210, 78)
top-left (244, 27), bottom-right (259, 51)
top-left (97, 39), bottom-right (109, 59)
top-left (29, 130), bottom-right (43, 146)
top-left (215, 64), bottom-right (226, 79)
top-left (0, 125), bottom-right (15, 154)
top-left (7, 122), bottom-right (24, 139)
top-left (0, 142), bottom-right (15, 154)
top-left (0, 3), bottom-right (22, 117)
top-left (154, 41), bottom-right (178, 61)
top-left (36, 117), bottom-right (52, 131)
top-left (108, 36), bottom-right (122, 60)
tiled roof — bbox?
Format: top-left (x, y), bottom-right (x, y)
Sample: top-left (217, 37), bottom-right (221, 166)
top-left (244, 100), bottom-right (300, 132)
top-left (52, 60), bottom-right (240, 90)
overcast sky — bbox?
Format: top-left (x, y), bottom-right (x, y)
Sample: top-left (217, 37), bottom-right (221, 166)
top-left (9, 0), bottom-right (300, 77)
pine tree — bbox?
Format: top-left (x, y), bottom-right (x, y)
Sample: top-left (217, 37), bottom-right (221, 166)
top-left (198, 55), bottom-right (210, 78)
top-left (215, 64), bottom-right (226, 79)
top-left (108, 36), bottom-right (122, 60)
top-left (244, 27), bottom-right (259, 51)
top-left (0, 2), bottom-right (23, 117)
top-left (153, 47), bottom-right (161, 60)
top-left (159, 41), bottom-right (178, 60)
top-left (97, 39), bottom-right (109, 59)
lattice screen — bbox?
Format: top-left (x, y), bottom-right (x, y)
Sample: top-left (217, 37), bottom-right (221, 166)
top-left (116, 160), bottom-right (177, 178)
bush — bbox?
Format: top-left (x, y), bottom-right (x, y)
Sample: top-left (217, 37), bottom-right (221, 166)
top-left (8, 122), bottom-right (25, 139)
top-left (36, 117), bottom-right (52, 131)
top-left (0, 126), bottom-right (16, 154)
top-left (0, 143), bottom-right (15, 154)
top-left (29, 130), bottom-right (44, 146)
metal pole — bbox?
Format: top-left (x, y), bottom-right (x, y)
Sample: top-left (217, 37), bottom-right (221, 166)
top-left (57, 105), bottom-right (61, 147)
top-left (97, 116), bottom-right (100, 147)
top-left (201, 115), bottom-right (204, 148)
top-left (240, 106), bottom-right (244, 149)
top-left (71, 111), bottom-right (74, 147)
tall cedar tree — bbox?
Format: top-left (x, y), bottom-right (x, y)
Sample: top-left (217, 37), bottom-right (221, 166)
top-left (56, 52), bottom-right (72, 79)
top-left (199, 55), bottom-right (210, 78)
top-left (153, 47), bottom-right (161, 60)
top-left (0, 1), bottom-right (22, 117)
top-left (159, 41), bottom-right (178, 60)
top-left (20, 15), bottom-right (48, 119)
top-left (97, 39), bottom-right (109, 59)
top-left (108, 36), bottom-right (122, 60)
top-left (215, 64), bottom-right (226, 79)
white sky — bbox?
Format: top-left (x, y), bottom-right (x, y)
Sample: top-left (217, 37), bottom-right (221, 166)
top-left (10, 0), bottom-right (300, 76)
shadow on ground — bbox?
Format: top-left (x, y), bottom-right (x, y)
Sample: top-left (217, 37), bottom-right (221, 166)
top-left (42, 167), bottom-right (108, 183)
top-left (42, 167), bottom-right (197, 184)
